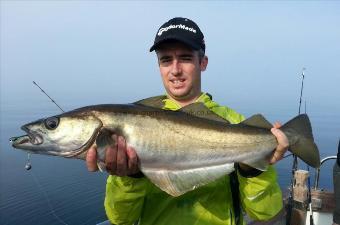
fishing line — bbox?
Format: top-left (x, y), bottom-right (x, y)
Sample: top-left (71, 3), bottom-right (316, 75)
top-left (29, 170), bottom-right (69, 225)
top-left (25, 153), bottom-right (32, 170)
top-left (283, 153), bottom-right (293, 159)
top-left (25, 81), bottom-right (68, 225)
top-left (26, 81), bottom-right (65, 170)
top-left (33, 81), bottom-right (64, 112)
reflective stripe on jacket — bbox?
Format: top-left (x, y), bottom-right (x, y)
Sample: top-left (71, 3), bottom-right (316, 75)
top-left (104, 93), bottom-right (283, 225)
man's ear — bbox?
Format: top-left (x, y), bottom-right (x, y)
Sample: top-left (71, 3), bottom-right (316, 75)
top-left (200, 56), bottom-right (208, 71)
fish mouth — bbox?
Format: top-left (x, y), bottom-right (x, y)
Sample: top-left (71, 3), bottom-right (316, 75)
top-left (10, 126), bottom-right (43, 147)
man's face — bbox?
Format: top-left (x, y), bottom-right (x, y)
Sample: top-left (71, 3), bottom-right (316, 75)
top-left (156, 42), bottom-right (208, 105)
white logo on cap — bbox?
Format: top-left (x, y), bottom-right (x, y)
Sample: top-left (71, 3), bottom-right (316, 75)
top-left (158, 24), bottom-right (197, 36)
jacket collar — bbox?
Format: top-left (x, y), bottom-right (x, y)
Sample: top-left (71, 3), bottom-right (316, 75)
top-left (162, 92), bottom-right (213, 110)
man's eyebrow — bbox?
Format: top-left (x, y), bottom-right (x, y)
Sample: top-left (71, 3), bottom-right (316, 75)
top-left (178, 53), bottom-right (194, 57)
top-left (159, 55), bottom-right (172, 61)
top-left (158, 52), bottom-right (194, 61)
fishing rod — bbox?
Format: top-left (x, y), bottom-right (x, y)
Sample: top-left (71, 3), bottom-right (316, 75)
top-left (286, 67), bottom-right (306, 225)
top-left (304, 98), bottom-right (314, 225)
top-left (295, 68), bottom-right (305, 169)
top-left (297, 70), bottom-right (314, 225)
top-left (298, 68), bottom-right (305, 115)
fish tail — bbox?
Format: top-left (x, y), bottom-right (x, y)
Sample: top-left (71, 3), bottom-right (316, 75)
top-left (281, 114), bottom-right (320, 168)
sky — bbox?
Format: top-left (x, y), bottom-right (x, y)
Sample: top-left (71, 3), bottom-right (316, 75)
top-left (1, 1), bottom-right (340, 116)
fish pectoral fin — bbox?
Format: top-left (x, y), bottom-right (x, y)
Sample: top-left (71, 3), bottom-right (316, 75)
top-left (241, 114), bottom-right (273, 129)
top-left (97, 161), bottom-right (106, 172)
top-left (95, 128), bottom-right (117, 162)
top-left (142, 163), bottom-right (235, 197)
top-left (180, 103), bottom-right (230, 124)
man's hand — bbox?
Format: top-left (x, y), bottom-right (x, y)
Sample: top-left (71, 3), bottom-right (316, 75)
top-left (269, 122), bottom-right (289, 164)
top-left (86, 134), bottom-right (140, 176)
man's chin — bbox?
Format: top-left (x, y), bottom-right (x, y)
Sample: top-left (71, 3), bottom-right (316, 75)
top-left (170, 91), bottom-right (189, 99)
top-left (169, 91), bottom-right (194, 102)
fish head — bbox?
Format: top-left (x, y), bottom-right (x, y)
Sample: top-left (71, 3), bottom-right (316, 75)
top-left (10, 112), bottom-right (102, 158)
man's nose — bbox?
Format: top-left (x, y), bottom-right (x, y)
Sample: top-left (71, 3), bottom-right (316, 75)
top-left (170, 60), bottom-right (182, 75)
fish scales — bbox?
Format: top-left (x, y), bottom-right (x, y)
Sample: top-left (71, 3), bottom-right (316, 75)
top-left (93, 108), bottom-right (277, 169)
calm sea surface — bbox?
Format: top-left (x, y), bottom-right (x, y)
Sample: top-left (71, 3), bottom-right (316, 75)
top-left (1, 99), bottom-right (339, 225)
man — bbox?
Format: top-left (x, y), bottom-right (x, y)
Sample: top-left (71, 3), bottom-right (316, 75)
top-left (87, 17), bottom-right (288, 225)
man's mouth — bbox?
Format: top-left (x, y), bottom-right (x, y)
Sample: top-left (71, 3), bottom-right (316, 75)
top-left (170, 79), bottom-right (186, 87)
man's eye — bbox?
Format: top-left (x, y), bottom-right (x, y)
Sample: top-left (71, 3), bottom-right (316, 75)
top-left (160, 59), bottom-right (172, 65)
top-left (161, 59), bottom-right (171, 63)
top-left (180, 57), bottom-right (192, 61)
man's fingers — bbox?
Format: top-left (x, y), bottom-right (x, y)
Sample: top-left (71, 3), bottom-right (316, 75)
top-left (86, 146), bottom-right (98, 172)
top-left (273, 121), bottom-right (282, 129)
top-left (127, 146), bottom-right (139, 174)
top-left (270, 128), bottom-right (289, 164)
top-left (116, 136), bottom-right (127, 176)
top-left (105, 134), bottom-right (118, 174)
top-left (102, 134), bottom-right (138, 176)
top-left (269, 151), bottom-right (284, 164)
top-left (271, 128), bottom-right (289, 148)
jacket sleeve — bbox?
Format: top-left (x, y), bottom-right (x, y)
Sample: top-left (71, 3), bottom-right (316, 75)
top-left (237, 165), bottom-right (283, 220)
top-left (104, 175), bottom-right (149, 225)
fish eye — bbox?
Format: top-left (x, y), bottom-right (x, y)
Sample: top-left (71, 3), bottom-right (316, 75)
top-left (44, 117), bottom-right (59, 130)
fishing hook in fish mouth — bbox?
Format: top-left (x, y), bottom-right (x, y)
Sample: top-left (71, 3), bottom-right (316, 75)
top-left (9, 135), bottom-right (30, 145)
top-left (9, 132), bottom-right (43, 146)
top-left (8, 137), bottom-right (33, 170)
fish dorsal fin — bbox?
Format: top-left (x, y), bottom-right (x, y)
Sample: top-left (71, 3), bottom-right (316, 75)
top-left (180, 103), bottom-right (230, 124)
top-left (241, 114), bottom-right (272, 129)
top-left (134, 97), bottom-right (230, 124)
top-left (142, 163), bottom-right (235, 197)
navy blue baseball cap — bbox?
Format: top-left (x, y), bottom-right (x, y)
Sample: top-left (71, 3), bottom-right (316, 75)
top-left (150, 17), bottom-right (205, 52)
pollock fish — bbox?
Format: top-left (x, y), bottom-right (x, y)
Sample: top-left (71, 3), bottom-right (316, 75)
top-left (10, 103), bottom-right (320, 196)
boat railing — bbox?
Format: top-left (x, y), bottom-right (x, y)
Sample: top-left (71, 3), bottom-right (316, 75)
top-left (314, 155), bottom-right (337, 190)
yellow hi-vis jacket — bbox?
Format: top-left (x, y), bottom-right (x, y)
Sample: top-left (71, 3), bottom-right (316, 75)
top-left (104, 93), bottom-right (283, 225)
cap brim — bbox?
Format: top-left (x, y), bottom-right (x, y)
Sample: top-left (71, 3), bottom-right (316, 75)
top-left (149, 36), bottom-right (201, 52)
